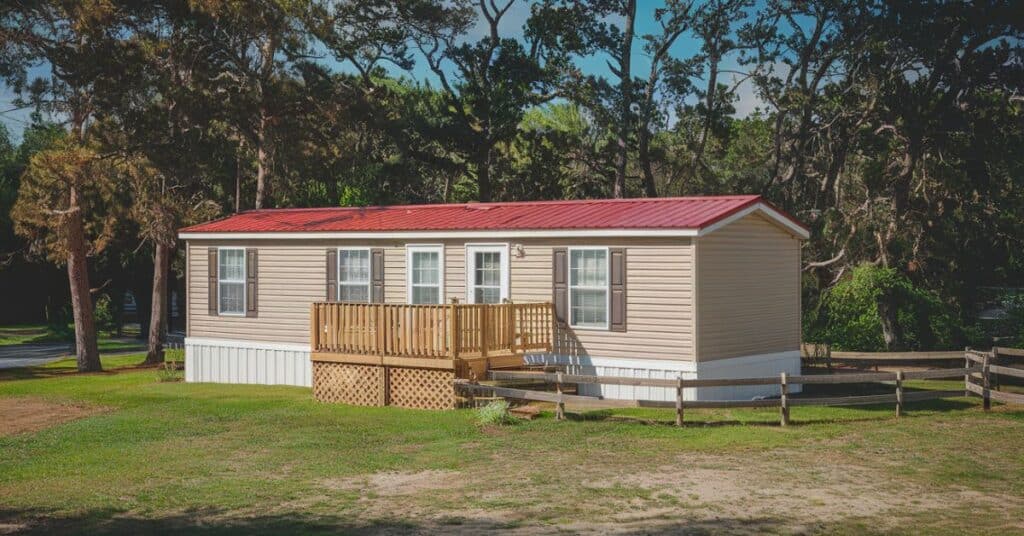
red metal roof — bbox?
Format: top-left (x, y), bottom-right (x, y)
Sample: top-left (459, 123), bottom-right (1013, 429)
top-left (180, 195), bottom-right (807, 235)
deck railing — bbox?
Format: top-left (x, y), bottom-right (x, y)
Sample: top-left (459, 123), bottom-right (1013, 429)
top-left (310, 301), bottom-right (554, 359)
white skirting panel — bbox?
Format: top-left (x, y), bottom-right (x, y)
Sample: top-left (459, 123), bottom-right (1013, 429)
top-left (523, 354), bottom-right (696, 401)
top-left (185, 337), bottom-right (312, 388)
top-left (523, 350), bottom-right (801, 401)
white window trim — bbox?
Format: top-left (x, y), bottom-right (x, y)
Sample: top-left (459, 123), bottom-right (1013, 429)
top-left (217, 247), bottom-right (246, 316)
top-left (568, 246), bottom-right (610, 330)
top-left (465, 243), bottom-right (510, 304)
top-left (337, 247), bottom-right (372, 303)
top-left (406, 244), bottom-right (445, 304)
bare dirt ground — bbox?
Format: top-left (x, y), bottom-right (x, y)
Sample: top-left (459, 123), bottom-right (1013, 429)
top-left (309, 449), bottom-right (1024, 535)
top-left (0, 397), bottom-right (106, 437)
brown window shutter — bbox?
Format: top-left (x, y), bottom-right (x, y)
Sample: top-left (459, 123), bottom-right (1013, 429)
top-left (609, 248), bottom-right (626, 332)
top-left (208, 247), bottom-right (218, 315)
top-left (326, 248), bottom-right (337, 302)
top-left (371, 248), bottom-right (385, 303)
top-left (552, 247), bottom-right (568, 327)
top-left (245, 248), bottom-right (258, 317)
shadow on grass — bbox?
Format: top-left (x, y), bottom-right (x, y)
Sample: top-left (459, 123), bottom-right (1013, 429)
top-left (0, 359), bottom-right (159, 382)
top-left (0, 507), bottom-right (791, 535)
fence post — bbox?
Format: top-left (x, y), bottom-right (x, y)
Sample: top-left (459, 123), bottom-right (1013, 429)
top-left (982, 352), bottom-right (991, 412)
top-left (780, 372), bottom-right (790, 427)
top-left (895, 370), bottom-right (904, 418)
top-left (675, 377), bottom-right (684, 427)
top-left (555, 371), bottom-right (565, 421)
top-left (963, 346), bottom-right (971, 397)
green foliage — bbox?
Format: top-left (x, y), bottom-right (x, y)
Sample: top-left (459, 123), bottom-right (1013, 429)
top-left (155, 360), bottom-right (183, 382)
top-left (1002, 295), bottom-right (1024, 349)
top-left (92, 295), bottom-right (116, 334)
top-left (810, 264), bottom-right (973, 351)
top-left (475, 400), bottom-right (517, 426)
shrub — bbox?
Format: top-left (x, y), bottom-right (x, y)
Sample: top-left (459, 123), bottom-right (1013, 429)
top-left (812, 264), bottom-right (970, 351)
top-left (475, 400), bottom-right (517, 426)
top-left (156, 360), bottom-right (182, 382)
top-left (93, 294), bottom-right (117, 334)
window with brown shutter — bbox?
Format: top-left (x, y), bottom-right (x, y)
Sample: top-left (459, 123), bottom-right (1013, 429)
top-left (325, 248), bottom-right (338, 301)
top-left (552, 247), bottom-right (568, 326)
top-left (208, 247), bottom-right (217, 315)
top-left (245, 248), bottom-right (258, 317)
top-left (609, 247), bottom-right (626, 332)
top-left (371, 248), bottom-right (385, 303)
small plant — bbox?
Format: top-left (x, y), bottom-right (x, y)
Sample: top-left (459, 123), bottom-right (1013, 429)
top-left (156, 360), bottom-right (183, 382)
top-left (475, 400), bottom-right (518, 426)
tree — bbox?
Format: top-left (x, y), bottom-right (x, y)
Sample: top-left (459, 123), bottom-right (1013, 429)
top-left (11, 141), bottom-right (123, 369)
top-left (1, 1), bottom-right (140, 371)
top-left (190, 0), bottom-right (317, 209)
top-left (413, 0), bottom-right (567, 202)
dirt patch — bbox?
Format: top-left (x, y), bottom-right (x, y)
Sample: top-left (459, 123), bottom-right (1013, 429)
top-left (323, 470), bottom-right (463, 497)
top-left (0, 397), bottom-right (107, 437)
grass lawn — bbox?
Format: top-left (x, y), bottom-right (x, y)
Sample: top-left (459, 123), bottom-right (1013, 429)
top-left (1, 357), bottom-right (1022, 535)
top-left (0, 324), bottom-right (145, 353)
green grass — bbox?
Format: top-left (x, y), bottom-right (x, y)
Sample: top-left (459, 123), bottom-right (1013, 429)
top-left (1, 359), bottom-right (1022, 535)
top-left (0, 323), bottom-right (146, 353)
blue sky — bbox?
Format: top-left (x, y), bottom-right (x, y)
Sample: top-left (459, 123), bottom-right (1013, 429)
top-left (1, 1), bottom-right (765, 142)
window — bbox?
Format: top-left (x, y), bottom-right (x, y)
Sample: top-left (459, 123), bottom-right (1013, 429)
top-left (338, 248), bottom-right (371, 302)
top-left (218, 248), bottom-right (246, 315)
top-left (407, 245), bottom-right (443, 304)
top-left (569, 248), bottom-right (608, 329)
top-left (467, 245), bottom-right (508, 304)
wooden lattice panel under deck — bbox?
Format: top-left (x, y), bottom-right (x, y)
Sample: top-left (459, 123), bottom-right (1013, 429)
top-left (388, 367), bottom-right (455, 410)
top-left (312, 362), bottom-right (383, 406)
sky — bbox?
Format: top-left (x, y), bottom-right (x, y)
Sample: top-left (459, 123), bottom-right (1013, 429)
top-left (0, 1), bottom-right (766, 143)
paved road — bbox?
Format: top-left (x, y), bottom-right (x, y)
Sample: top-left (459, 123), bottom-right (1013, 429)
top-left (0, 337), bottom-right (165, 370)
top-left (0, 343), bottom-right (74, 369)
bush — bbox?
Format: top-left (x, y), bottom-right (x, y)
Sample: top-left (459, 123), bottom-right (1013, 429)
top-left (93, 294), bottom-right (117, 334)
top-left (156, 360), bottom-right (182, 382)
top-left (475, 400), bottom-right (517, 426)
top-left (810, 264), bottom-right (971, 351)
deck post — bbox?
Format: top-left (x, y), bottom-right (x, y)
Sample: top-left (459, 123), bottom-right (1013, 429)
top-left (675, 377), bottom-right (683, 427)
top-left (895, 370), bottom-right (904, 418)
top-left (507, 301), bottom-right (517, 355)
top-left (449, 298), bottom-right (460, 360)
top-left (310, 303), bottom-right (319, 351)
top-left (982, 353), bottom-right (991, 412)
top-left (780, 372), bottom-right (790, 427)
top-left (555, 371), bottom-right (565, 421)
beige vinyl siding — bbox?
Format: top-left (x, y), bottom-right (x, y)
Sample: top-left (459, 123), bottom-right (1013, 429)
top-left (694, 213), bottom-right (801, 361)
top-left (510, 238), bottom-right (695, 362)
top-left (188, 237), bottom-right (695, 361)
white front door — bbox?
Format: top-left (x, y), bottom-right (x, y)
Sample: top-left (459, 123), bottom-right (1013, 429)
top-left (466, 244), bottom-right (509, 304)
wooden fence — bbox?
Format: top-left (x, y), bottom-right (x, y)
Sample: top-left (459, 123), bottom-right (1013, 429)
top-left (310, 301), bottom-right (553, 359)
top-left (457, 347), bottom-right (1024, 425)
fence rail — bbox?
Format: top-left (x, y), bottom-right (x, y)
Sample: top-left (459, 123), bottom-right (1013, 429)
top-left (310, 301), bottom-right (553, 359)
top-left (459, 347), bottom-right (1023, 425)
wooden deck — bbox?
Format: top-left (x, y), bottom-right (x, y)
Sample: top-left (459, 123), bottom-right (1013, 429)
top-left (310, 301), bottom-right (554, 377)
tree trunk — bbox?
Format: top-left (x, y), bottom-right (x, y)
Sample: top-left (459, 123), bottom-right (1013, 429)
top-left (638, 129), bottom-right (657, 197)
top-left (613, 0), bottom-right (637, 199)
top-left (66, 185), bottom-right (101, 372)
top-left (477, 148), bottom-right (493, 202)
top-left (876, 290), bottom-right (903, 351)
top-left (254, 109), bottom-right (270, 209)
top-left (142, 242), bottom-right (169, 365)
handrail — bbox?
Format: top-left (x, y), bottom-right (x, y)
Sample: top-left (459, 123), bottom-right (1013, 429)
top-left (310, 301), bottom-right (554, 359)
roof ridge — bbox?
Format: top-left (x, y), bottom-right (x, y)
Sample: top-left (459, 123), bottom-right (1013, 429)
top-left (238, 194), bottom-right (763, 213)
